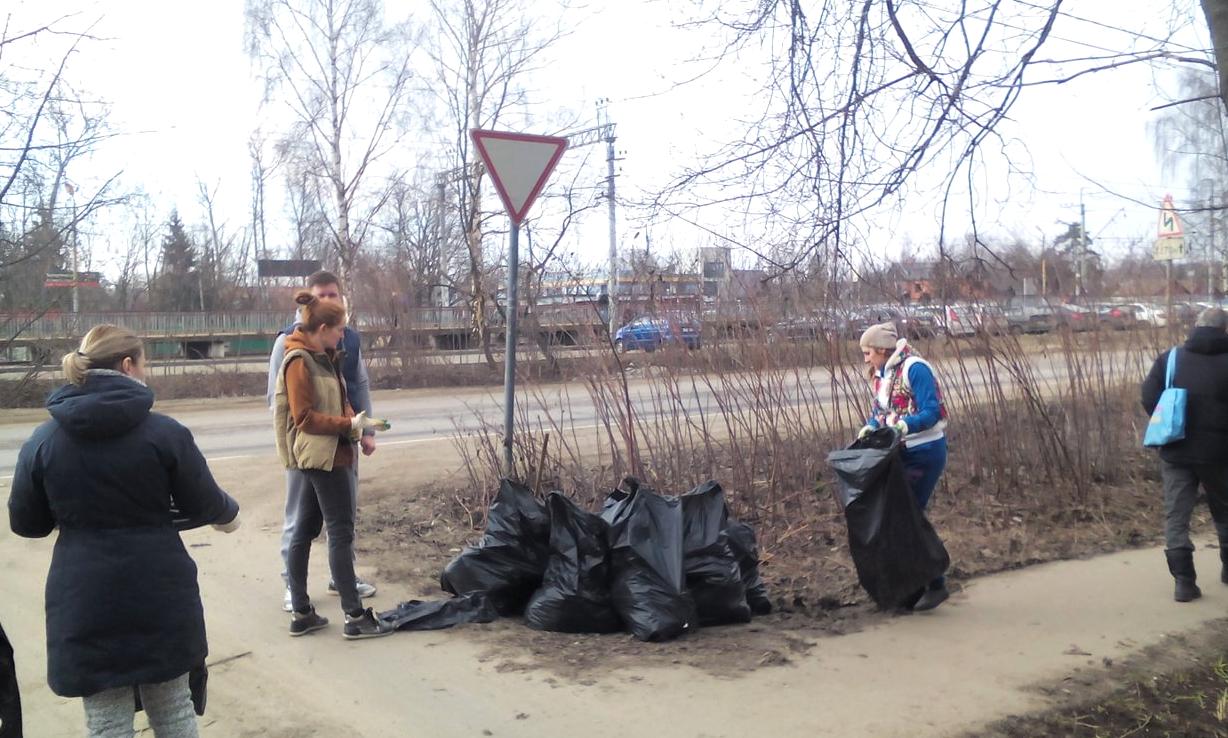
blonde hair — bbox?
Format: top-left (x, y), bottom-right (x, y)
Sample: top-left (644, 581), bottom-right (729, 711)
top-left (62, 325), bottom-right (144, 386)
top-left (294, 290), bottom-right (347, 333)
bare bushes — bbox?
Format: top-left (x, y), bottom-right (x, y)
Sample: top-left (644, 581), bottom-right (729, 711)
top-left (453, 319), bottom-right (1162, 546)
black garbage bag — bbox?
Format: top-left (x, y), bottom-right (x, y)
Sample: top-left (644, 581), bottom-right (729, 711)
top-left (827, 428), bottom-right (950, 609)
top-left (440, 478), bottom-right (550, 615)
top-left (680, 481), bottom-right (751, 626)
top-left (524, 493), bottom-right (622, 633)
top-left (378, 592), bottom-right (499, 631)
top-left (600, 477), bottom-right (639, 521)
top-left (0, 621), bottom-right (20, 738)
top-left (723, 521), bottom-right (773, 616)
top-left (606, 487), bottom-right (695, 642)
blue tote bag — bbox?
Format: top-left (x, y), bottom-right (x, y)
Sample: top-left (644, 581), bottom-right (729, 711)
top-left (1144, 347), bottom-right (1187, 448)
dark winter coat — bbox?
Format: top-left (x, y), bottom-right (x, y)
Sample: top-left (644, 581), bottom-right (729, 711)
top-left (1141, 326), bottom-right (1228, 465)
top-left (7, 371), bottom-right (238, 698)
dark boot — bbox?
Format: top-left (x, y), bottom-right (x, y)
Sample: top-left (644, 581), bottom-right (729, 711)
top-left (1220, 546), bottom-right (1228, 585)
top-left (913, 583), bottom-right (950, 612)
top-left (1165, 548), bottom-right (1202, 602)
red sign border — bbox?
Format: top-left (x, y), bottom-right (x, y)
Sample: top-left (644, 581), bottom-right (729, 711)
top-left (1158, 193), bottom-right (1184, 238)
top-left (469, 129), bottom-right (569, 225)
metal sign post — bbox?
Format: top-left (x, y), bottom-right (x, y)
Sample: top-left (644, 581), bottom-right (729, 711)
top-left (1154, 194), bottom-right (1187, 332)
top-left (470, 129), bottom-right (568, 476)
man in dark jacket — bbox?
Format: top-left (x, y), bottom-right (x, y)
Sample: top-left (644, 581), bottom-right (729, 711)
top-left (1141, 307), bottom-right (1228, 602)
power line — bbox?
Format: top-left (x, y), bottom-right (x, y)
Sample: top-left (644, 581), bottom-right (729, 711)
top-left (911, 0), bottom-right (1197, 61)
top-left (1013, 0), bottom-right (1208, 55)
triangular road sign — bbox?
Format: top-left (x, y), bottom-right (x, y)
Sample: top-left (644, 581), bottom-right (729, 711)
top-left (1158, 194), bottom-right (1184, 238)
top-left (470, 129), bottom-right (568, 225)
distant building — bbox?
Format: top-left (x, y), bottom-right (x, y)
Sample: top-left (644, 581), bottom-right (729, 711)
top-left (699, 246), bottom-right (733, 299)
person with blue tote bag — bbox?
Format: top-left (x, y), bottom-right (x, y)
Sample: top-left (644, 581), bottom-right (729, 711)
top-left (1141, 307), bottom-right (1228, 602)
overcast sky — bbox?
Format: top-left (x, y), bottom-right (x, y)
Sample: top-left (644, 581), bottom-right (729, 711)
top-left (6, 0), bottom-right (1217, 277)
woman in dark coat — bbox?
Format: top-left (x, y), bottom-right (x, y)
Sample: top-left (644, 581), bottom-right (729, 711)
top-left (7, 325), bottom-right (239, 737)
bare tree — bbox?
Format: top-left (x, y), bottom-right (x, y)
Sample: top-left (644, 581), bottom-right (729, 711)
top-left (659, 1), bottom-right (1218, 285)
top-left (246, 0), bottom-right (418, 299)
top-left (428, 0), bottom-right (566, 367)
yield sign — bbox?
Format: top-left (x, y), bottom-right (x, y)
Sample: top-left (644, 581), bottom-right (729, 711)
top-left (1158, 194), bottom-right (1184, 238)
top-left (470, 129), bottom-right (568, 225)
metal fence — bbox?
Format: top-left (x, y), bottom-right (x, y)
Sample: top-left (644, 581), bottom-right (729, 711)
top-left (1, 305), bottom-right (615, 343)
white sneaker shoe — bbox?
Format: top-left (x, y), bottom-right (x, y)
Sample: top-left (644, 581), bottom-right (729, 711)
top-left (328, 577), bottom-right (377, 598)
top-left (282, 587), bottom-right (293, 613)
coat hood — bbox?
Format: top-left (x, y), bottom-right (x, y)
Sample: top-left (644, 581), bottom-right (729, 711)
top-left (1184, 326), bottom-right (1228, 355)
top-left (46, 370), bottom-right (154, 440)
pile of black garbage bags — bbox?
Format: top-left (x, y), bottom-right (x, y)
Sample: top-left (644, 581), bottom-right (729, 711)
top-left (436, 477), bottom-right (771, 642)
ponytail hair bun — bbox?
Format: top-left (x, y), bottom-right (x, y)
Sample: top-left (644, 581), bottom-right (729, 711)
top-left (295, 289), bottom-right (346, 333)
top-left (61, 324), bottom-right (143, 386)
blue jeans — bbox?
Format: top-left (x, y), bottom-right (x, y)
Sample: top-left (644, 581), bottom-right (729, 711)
top-left (903, 436), bottom-right (948, 589)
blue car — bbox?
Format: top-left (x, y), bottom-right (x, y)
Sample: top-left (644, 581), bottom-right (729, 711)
top-left (614, 317), bottom-right (702, 352)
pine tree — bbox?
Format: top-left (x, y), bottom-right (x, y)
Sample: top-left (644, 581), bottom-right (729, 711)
top-left (151, 210), bottom-right (200, 311)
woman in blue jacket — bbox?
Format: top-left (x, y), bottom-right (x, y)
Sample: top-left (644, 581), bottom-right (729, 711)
top-left (858, 321), bottom-right (950, 611)
top-left (8, 325), bottom-right (239, 737)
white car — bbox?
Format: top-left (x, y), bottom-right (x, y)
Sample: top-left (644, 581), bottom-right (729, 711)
top-left (1123, 303), bottom-right (1166, 327)
top-left (942, 304), bottom-right (977, 336)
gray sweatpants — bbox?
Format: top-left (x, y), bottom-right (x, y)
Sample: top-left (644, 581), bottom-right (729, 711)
top-left (1161, 459), bottom-right (1228, 551)
top-left (280, 465), bottom-right (359, 583)
top-left (83, 673), bottom-right (197, 738)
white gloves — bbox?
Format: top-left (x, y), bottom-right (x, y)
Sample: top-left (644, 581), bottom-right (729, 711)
top-left (350, 411), bottom-right (391, 433)
top-left (212, 514), bottom-right (241, 534)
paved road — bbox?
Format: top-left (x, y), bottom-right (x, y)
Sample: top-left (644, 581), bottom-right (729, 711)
top-left (0, 348), bottom-right (1145, 479)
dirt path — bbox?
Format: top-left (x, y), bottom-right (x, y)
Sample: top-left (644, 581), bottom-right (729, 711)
top-left (3, 441), bottom-right (1225, 738)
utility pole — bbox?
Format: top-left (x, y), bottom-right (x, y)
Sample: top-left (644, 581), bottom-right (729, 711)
top-left (537, 108), bottom-right (618, 331)
top-left (71, 219), bottom-right (80, 314)
top-left (1077, 196), bottom-right (1087, 300)
top-left (1211, 187), bottom-right (1219, 299)
top-left (66, 183), bottom-right (80, 314)
top-left (435, 176), bottom-right (448, 308)
top-left (1208, 186), bottom-right (1218, 299)
top-left (601, 102), bottom-right (618, 337)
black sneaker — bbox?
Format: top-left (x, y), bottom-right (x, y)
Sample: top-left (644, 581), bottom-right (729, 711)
top-left (343, 608), bottom-right (395, 640)
top-left (289, 607), bottom-right (329, 637)
top-left (329, 578), bottom-right (377, 598)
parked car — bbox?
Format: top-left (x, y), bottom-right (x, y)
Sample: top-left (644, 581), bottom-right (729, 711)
top-left (1095, 304), bottom-right (1138, 331)
top-left (767, 311), bottom-right (843, 342)
top-left (850, 306), bottom-right (938, 340)
top-left (919, 305), bottom-right (974, 337)
top-left (614, 316), bottom-right (701, 352)
top-left (1120, 303), bottom-right (1166, 327)
top-left (944, 303), bottom-right (1008, 337)
top-left (1055, 304), bottom-right (1096, 332)
top-left (1170, 302), bottom-right (1198, 326)
top-left (1003, 301), bottom-right (1057, 334)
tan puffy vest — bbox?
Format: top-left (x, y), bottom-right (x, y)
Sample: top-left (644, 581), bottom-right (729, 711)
top-left (274, 347), bottom-right (345, 471)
